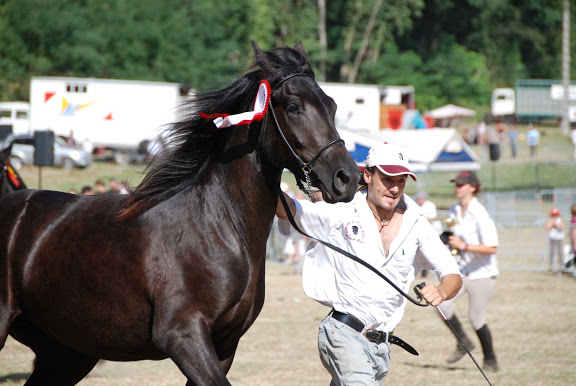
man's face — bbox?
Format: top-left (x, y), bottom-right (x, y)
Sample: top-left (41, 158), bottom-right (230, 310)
top-left (364, 168), bottom-right (407, 211)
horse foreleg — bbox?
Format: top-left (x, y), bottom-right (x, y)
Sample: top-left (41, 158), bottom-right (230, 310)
top-left (220, 354), bottom-right (235, 374)
top-left (153, 321), bottom-right (231, 386)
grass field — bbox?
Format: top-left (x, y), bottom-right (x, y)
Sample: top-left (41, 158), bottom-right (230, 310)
top-left (1, 265), bottom-right (574, 385)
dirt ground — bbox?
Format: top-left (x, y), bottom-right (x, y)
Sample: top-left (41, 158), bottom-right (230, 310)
top-left (1, 263), bottom-right (575, 385)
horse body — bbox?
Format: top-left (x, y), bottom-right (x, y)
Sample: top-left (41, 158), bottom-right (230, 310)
top-left (0, 42), bottom-right (360, 385)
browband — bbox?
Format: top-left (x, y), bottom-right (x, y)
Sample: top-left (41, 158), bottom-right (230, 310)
top-left (272, 73), bottom-right (315, 89)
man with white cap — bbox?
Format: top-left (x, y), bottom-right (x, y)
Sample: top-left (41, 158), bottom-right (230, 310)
top-left (276, 143), bottom-right (462, 385)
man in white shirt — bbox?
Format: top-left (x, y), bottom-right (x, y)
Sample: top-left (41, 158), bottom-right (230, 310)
top-left (276, 143), bottom-right (462, 385)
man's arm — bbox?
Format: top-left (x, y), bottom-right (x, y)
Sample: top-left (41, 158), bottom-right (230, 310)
top-left (276, 192), bottom-right (297, 220)
top-left (418, 274), bottom-right (462, 307)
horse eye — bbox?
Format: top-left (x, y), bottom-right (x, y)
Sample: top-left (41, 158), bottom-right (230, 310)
top-left (286, 105), bottom-right (300, 114)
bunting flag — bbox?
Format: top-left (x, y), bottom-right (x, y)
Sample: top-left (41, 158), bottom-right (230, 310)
top-left (200, 80), bottom-right (270, 129)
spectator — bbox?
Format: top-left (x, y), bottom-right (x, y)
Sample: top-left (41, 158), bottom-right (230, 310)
top-left (545, 208), bottom-right (565, 272)
top-left (475, 121), bottom-right (487, 146)
top-left (507, 124), bottom-right (519, 158)
top-left (439, 170), bottom-right (500, 373)
top-left (568, 204), bottom-right (576, 270)
top-left (81, 185), bottom-right (94, 195)
top-left (108, 178), bottom-right (127, 194)
top-left (414, 191), bottom-right (442, 235)
top-left (414, 190), bottom-right (442, 278)
top-left (67, 130), bottom-right (77, 146)
top-left (526, 123), bottom-right (540, 160)
top-left (94, 180), bottom-right (107, 195)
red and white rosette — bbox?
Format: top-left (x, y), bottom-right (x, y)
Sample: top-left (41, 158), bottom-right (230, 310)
top-left (200, 80), bottom-right (271, 129)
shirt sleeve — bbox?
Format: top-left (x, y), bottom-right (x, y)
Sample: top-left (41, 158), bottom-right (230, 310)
top-left (417, 219), bottom-right (461, 279)
top-left (279, 198), bottom-right (343, 240)
top-left (477, 207), bottom-right (499, 247)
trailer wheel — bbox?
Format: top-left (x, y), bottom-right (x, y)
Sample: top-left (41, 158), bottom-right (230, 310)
top-left (114, 150), bottom-right (132, 165)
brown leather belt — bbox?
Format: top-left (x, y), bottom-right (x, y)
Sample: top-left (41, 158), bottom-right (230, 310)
top-left (331, 310), bottom-right (419, 356)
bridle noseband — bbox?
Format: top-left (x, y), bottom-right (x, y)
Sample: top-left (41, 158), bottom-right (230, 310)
top-left (267, 72), bottom-right (344, 199)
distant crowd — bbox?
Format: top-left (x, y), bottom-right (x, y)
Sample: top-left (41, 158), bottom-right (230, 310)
top-left (68, 178), bottom-right (129, 195)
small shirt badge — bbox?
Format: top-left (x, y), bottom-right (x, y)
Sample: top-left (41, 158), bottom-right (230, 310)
top-left (344, 221), bottom-right (365, 242)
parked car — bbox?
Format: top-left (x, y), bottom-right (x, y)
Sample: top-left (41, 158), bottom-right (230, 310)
top-left (1, 134), bottom-right (93, 169)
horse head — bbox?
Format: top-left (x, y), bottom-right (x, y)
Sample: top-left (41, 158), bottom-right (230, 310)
top-left (252, 41), bottom-right (360, 203)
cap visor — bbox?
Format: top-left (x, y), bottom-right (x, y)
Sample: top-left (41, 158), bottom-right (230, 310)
top-left (377, 165), bottom-right (417, 181)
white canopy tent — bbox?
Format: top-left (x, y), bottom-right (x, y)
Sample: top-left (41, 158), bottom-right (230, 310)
top-left (339, 128), bottom-right (480, 173)
top-left (425, 104), bottom-right (477, 128)
top-left (425, 104), bottom-right (477, 119)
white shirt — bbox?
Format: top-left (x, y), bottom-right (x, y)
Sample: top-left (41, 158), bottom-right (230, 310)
top-left (279, 191), bottom-right (460, 332)
top-left (547, 218), bottom-right (564, 240)
top-left (449, 197), bottom-right (499, 279)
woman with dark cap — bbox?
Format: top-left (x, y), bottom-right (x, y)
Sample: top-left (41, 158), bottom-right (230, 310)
top-left (438, 170), bottom-right (500, 372)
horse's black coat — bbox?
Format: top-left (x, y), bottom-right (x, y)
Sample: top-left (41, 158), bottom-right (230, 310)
top-left (0, 42), bottom-right (360, 385)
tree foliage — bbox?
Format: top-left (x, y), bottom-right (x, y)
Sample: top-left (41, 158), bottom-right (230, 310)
top-left (0, 0), bottom-right (574, 112)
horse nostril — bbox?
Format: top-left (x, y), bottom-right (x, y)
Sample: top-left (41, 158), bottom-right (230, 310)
top-left (333, 168), bottom-right (356, 197)
top-left (336, 169), bottom-right (350, 185)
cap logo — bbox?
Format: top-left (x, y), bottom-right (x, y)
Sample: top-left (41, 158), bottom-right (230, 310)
top-left (398, 153), bottom-right (404, 160)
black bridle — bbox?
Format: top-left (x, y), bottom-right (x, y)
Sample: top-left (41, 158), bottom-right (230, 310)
top-left (267, 73), bottom-right (344, 198)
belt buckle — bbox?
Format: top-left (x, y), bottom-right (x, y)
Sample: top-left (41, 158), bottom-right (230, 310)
top-left (364, 329), bottom-right (385, 343)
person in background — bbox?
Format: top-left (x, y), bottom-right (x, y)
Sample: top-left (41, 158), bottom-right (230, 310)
top-left (569, 204), bottom-right (576, 271)
top-left (545, 208), bottom-right (565, 272)
top-left (507, 124), bottom-right (519, 158)
top-left (526, 123), bottom-right (540, 160)
top-left (414, 191), bottom-right (442, 235)
top-left (276, 143), bottom-right (462, 385)
top-left (94, 180), bottom-right (107, 195)
top-left (439, 170), bottom-right (500, 373)
top-left (108, 178), bottom-right (128, 194)
top-left (413, 190), bottom-right (442, 278)
top-left (81, 185), bottom-right (94, 195)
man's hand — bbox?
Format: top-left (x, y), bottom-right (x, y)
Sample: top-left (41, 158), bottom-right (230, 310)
top-left (418, 284), bottom-right (446, 307)
top-left (418, 273), bottom-right (462, 307)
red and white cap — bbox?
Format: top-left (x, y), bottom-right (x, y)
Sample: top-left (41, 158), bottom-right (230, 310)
top-left (364, 143), bottom-right (417, 181)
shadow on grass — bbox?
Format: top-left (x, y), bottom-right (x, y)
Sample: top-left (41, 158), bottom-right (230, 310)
top-left (401, 361), bottom-right (468, 371)
top-left (0, 372), bottom-right (30, 384)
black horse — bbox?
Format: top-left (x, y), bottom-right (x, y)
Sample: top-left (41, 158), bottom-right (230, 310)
top-left (0, 144), bottom-right (27, 198)
top-left (0, 42), bottom-right (360, 385)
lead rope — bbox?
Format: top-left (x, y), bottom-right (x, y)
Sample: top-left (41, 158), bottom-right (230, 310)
top-left (278, 192), bottom-right (427, 307)
top-left (280, 192), bottom-right (491, 384)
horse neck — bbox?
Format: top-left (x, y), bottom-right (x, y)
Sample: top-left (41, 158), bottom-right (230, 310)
top-left (212, 148), bottom-right (282, 226)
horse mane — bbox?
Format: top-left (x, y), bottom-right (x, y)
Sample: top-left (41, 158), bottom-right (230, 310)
top-left (117, 43), bottom-right (314, 221)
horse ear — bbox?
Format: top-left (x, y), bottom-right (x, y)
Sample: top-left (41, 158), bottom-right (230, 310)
top-left (251, 41), bottom-right (265, 61)
top-left (293, 41), bottom-right (309, 62)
